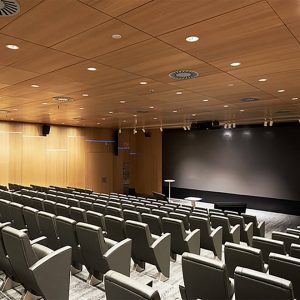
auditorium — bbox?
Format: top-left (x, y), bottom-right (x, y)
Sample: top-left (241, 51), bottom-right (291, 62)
top-left (0, 1), bottom-right (299, 299)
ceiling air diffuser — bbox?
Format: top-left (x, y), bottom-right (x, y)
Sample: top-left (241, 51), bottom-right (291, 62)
top-left (0, 0), bottom-right (20, 16)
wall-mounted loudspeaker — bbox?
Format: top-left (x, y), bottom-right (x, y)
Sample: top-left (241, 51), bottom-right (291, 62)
top-left (113, 129), bottom-right (119, 156)
top-left (42, 124), bottom-right (50, 136)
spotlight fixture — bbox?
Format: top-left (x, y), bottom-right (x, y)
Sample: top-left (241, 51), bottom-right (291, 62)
top-left (224, 105), bottom-right (229, 108)
top-left (6, 44), bottom-right (19, 50)
top-left (176, 91), bottom-right (183, 95)
top-left (187, 125), bottom-right (191, 130)
top-left (119, 128), bottom-right (122, 134)
top-left (31, 84), bottom-right (39, 88)
top-left (120, 100), bottom-right (126, 104)
top-left (232, 122), bottom-right (236, 128)
top-left (142, 128), bottom-right (146, 133)
top-left (133, 128), bottom-right (137, 135)
top-left (224, 123), bottom-right (228, 129)
top-left (82, 93), bottom-right (89, 97)
top-left (228, 123), bottom-right (232, 129)
top-left (186, 36), bottom-right (199, 42)
top-left (160, 127), bottom-right (163, 132)
top-left (292, 97), bottom-right (298, 100)
top-left (87, 67), bottom-right (97, 71)
top-left (112, 34), bottom-right (122, 39)
top-left (139, 81), bottom-right (148, 85)
top-left (183, 126), bottom-right (187, 131)
top-left (230, 62), bottom-right (241, 67)
top-left (277, 89), bottom-right (285, 93)
top-left (269, 119), bottom-right (273, 127)
top-left (258, 78), bottom-right (267, 82)
top-left (264, 119), bottom-right (268, 127)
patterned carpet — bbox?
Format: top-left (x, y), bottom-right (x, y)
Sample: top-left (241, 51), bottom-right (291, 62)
top-left (0, 199), bottom-right (299, 300)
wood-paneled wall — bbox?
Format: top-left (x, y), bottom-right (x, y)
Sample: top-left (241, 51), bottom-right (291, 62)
top-left (0, 121), bottom-right (162, 195)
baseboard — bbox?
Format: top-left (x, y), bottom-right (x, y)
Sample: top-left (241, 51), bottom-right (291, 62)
top-left (162, 186), bottom-right (300, 216)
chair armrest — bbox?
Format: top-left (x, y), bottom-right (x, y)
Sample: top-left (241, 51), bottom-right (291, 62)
top-left (31, 236), bottom-right (47, 246)
top-left (185, 229), bottom-right (200, 254)
top-left (230, 224), bottom-right (240, 244)
top-left (245, 222), bottom-right (253, 241)
top-left (30, 246), bottom-right (72, 300)
top-left (104, 238), bottom-right (132, 276)
top-left (258, 221), bottom-right (265, 237)
top-left (151, 233), bottom-right (171, 278)
top-left (210, 226), bottom-right (223, 259)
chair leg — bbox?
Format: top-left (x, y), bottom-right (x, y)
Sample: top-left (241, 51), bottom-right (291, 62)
top-left (87, 274), bottom-right (102, 286)
top-left (1, 277), bottom-right (20, 291)
top-left (21, 291), bottom-right (41, 300)
top-left (71, 265), bottom-right (82, 275)
top-left (170, 252), bottom-right (177, 262)
top-left (157, 272), bottom-right (169, 282)
top-left (135, 261), bottom-right (145, 272)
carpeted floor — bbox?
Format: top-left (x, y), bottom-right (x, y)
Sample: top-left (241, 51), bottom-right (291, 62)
top-left (1, 199), bottom-right (299, 300)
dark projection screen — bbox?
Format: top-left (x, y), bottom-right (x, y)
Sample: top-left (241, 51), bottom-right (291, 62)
top-left (163, 126), bottom-right (300, 201)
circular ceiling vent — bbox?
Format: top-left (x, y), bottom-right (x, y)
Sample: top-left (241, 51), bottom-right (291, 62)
top-left (0, 0), bottom-right (20, 16)
top-left (53, 96), bottom-right (74, 104)
top-left (169, 70), bottom-right (199, 80)
top-left (136, 110), bottom-right (149, 114)
top-left (240, 97), bottom-right (258, 102)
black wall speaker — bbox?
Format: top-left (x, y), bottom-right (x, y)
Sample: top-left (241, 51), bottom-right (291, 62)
top-left (145, 132), bottom-right (151, 138)
top-left (42, 124), bottom-right (50, 136)
top-left (113, 129), bottom-right (119, 156)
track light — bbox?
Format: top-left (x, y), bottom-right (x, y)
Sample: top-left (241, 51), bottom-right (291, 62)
top-left (160, 127), bottom-right (163, 132)
top-left (228, 123), bottom-right (232, 129)
top-left (224, 123), bottom-right (228, 129)
top-left (269, 119), bottom-right (273, 127)
top-left (133, 128), bottom-right (137, 134)
top-left (142, 128), bottom-right (146, 133)
top-left (232, 122), bottom-right (236, 128)
top-left (183, 126), bottom-right (187, 130)
top-left (187, 125), bottom-right (191, 130)
top-left (118, 128), bottom-right (122, 134)
top-left (264, 119), bottom-right (268, 127)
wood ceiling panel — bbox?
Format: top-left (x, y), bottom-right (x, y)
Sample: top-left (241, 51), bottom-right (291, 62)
top-left (54, 19), bottom-right (151, 58)
top-left (0, 66), bottom-right (38, 85)
top-left (119, 0), bottom-right (260, 36)
top-left (1, 0), bottom-right (111, 46)
top-left (80, 0), bottom-right (153, 17)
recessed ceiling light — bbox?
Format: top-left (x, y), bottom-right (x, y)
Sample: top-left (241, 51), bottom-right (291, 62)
top-left (240, 109), bottom-right (245, 112)
top-left (82, 93), bottom-right (89, 97)
top-left (192, 114), bottom-right (196, 117)
top-left (224, 105), bottom-right (229, 108)
top-left (87, 67), bottom-right (97, 71)
top-left (42, 102), bottom-right (48, 105)
top-left (186, 36), bottom-right (199, 42)
top-left (153, 117), bottom-right (158, 120)
top-left (31, 84), bottom-right (39, 88)
top-left (13, 108), bottom-right (18, 111)
top-left (10, 118), bottom-right (14, 120)
top-left (228, 83), bottom-right (234, 87)
top-left (6, 44), bottom-right (19, 50)
top-left (277, 89), bottom-right (285, 93)
top-left (97, 122), bottom-right (101, 125)
top-left (112, 34), bottom-right (122, 39)
top-left (101, 118), bottom-right (106, 120)
top-left (176, 91), bottom-right (183, 95)
top-left (149, 106), bottom-right (154, 109)
top-left (109, 111), bottom-right (113, 114)
top-left (173, 110), bottom-right (178, 113)
top-left (291, 97), bottom-right (298, 100)
top-left (120, 100), bottom-right (126, 104)
top-left (203, 99), bottom-right (208, 102)
top-left (230, 62), bottom-right (241, 67)
top-left (122, 120), bottom-right (127, 123)
top-left (79, 107), bottom-right (84, 110)
top-left (258, 78), bottom-right (267, 82)
top-left (140, 81), bottom-right (148, 85)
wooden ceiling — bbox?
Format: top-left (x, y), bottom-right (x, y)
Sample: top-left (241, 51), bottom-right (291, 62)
top-left (0, 0), bottom-right (300, 129)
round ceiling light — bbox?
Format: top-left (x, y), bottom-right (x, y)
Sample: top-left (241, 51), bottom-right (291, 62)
top-left (186, 36), bottom-right (199, 42)
top-left (53, 96), bottom-right (74, 104)
top-left (6, 44), bottom-right (19, 50)
top-left (0, 0), bottom-right (20, 16)
top-left (112, 34), bottom-right (122, 39)
top-left (169, 70), bottom-right (199, 80)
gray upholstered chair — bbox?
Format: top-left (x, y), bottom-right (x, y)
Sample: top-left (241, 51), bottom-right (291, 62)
top-left (76, 222), bottom-right (132, 285)
top-left (125, 220), bottom-right (171, 281)
top-left (290, 243), bottom-right (300, 259)
top-left (225, 242), bottom-right (267, 278)
top-left (55, 203), bottom-right (70, 218)
top-left (107, 206), bottom-right (123, 218)
top-left (211, 215), bottom-right (240, 244)
top-left (23, 206), bottom-right (41, 239)
top-left (121, 203), bottom-right (136, 211)
top-left (56, 216), bottom-right (84, 274)
top-left (86, 211), bottom-right (106, 231)
top-left (141, 213), bottom-right (163, 236)
top-left (0, 199), bottom-right (11, 223)
top-left (67, 198), bottom-right (80, 207)
top-left (31, 197), bottom-right (44, 211)
top-left (152, 209), bottom-right (169, 218)
top-left (162, 217), bottom-right (200, 261)
top-left (43, 200), bottom-right (57, 215)
top-left (234, 267), bottom-right (294, 300)
top-left (3, 226), bottom-right (71, 300)
top-left (242, 213), bottom-right (265, 237)
top-left (252, 236), bottom-right (286, 263)
top-left (69, 207), bottom-right (87, 223)
top-left (286, 228), bottom-right (300, 236)
top-left (272, 231), bottom-right (300, 254)
top-left (56, 195), bottom-right (67, 205)
top-left (123, 209), bottom-right (142, 222)
top-left (105, 215), bottom-right (127, 242)
top-left (0, 222), bottom-right (20, 291)
top-left (180, 253), bottom-right (234, 300)
top-left (104, 270), bottom-right (161, 300)
top-left (136, 206), bottom-right (151, 214)
top-left (38, 212), bottom-right (60, 250)
top-left (269, 253), bottom-right (300, 299)
top-left (79, 200), bottom-right (93, 211)
top-left (21, 194), bottom-right (32, 207)
top-left (191, 211), bottom-right (208, 219)
top-left (169, 212), bottom-right (189, 230)
top-left (10, 202), bottom-right (26, 230)
top-left (227, 214), bottom-right (253, 245)
top-left (190, 216), bottom-right (223, 259)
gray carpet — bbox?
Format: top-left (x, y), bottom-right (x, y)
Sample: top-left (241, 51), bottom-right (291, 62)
top-left (0, 200), bottom-right (299, 300)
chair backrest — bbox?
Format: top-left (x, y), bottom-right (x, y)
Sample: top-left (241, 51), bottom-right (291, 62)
top-left (20, 195), bottom-right (32, 207)
top-left (242, 213), bottom-right (258, 226)
top-left (69, 207), bottom-right (87, 223)
top-left (253, 236), bottom-right (285, 263)
top-left (107, 206), bottom-right (123, 218)
top-left (79, 201), bottom-right (93, 211)
top-left (136, 206), bottom-right (151, 214)
top-left (211, 215), bottom-right (231, 241)
top-left (31, 197), bottom-right (44, 211)
top-left (46, 194), bottom-right (56, 202)
top-left (86, 211), bottom-right (106, 230)
top-left (169, 212), bottom-right (189, 230)
top-left (56, 196), bottom-right (67, 205)
top-left (23, 206), bottom-right (40, 239)
top-left (225, 242), bottom-right (264, 278)
top-left (152, 209), bottom-right (168, 218)
top-left (272, 231), bottom-right (300, 254)
top-left (123, 210), bottom-right (142, 222)
top-left (269, 253), bottom-right (300, 299)
top-left (290, 243), bottom-right (300, 259)
top-left (38, 212), bottom-right (60, 250)
top-left (67, 198), bottom-right (80, 208)
top-left (105, 270), bottom-right (161, 300)
top-left (55, 203), bottom-right (70, 218)
top-left (141, 213), bottom-right (163, 236)
top-left (105, 215), bottom-right (126, 242)
top-left (10, 202), bottom-right (26, 230)
top-left (2, 226), bottom-right (39, 292)
top-left (181, 253), bottom-right (232, 300)
top-left (228, 214), bottom-right (245, 229)
top-left (0, 199), bottom-right (11, 223)
top-left (190, 216), bottom-right (211, 248)
top-left (43, 200), bottom-right (57, 215)
top-left (234, 267), bottom-right (294, 300)
top-left (93, 203), bottom-right (107, 215)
